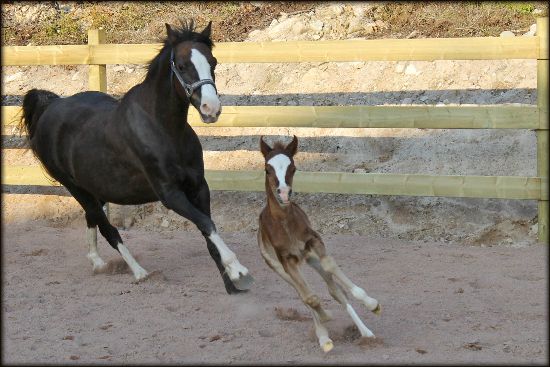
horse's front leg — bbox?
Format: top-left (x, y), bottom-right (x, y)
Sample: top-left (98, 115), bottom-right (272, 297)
top-left (159, 183), bottom-right (253, 292)
top-left (189, 178), bottom-right (254, 293)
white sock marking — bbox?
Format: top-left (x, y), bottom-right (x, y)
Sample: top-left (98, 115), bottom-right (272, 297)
top-left (190, 48), bottom-right (220, 116)
top-left (117, 243), bottom-right (148, 280)
top-left (351, 285), bottom-right (378, 310)
top-left (86, 227), bottom-right (106, 271)
top-left (346, 303), bottom-right (375, 338)
top-left (209, 232), bottom-right (249, 280)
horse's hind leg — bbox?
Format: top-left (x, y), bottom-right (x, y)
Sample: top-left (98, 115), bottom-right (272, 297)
top-left (64, 183), bottom-right (149, 281)
top-left (86, 226), bottom-right (106, 272)
top-left (306, 252), bottom-right (375, 338)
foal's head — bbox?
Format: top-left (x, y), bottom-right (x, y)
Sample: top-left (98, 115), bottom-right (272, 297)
top-left (165, 20), bottom-right (221, 123)
top-left (260, 136), bottom-right (299, 206)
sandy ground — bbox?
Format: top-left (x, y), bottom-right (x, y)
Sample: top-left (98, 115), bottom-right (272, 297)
top-left (2, 221), bottom-right (547, 365)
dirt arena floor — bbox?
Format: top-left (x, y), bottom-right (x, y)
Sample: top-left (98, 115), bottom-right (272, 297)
top-left (2, 221), bottom-right (547, 365)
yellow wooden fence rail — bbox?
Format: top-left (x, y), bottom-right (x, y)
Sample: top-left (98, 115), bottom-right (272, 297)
top-left (2, 20), bottom-right (548, 243)
top-left (1, 105), bottom-right (540, 133)
top-left (3, 165), bottom-right (546, 201)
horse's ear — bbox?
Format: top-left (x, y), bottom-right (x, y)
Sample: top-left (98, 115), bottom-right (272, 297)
top-left (165, 23), bottom-right (177, 45)
top-left (286, 135), bottom-right (298, 156)
top-left (260, 136), bottom-right (272, 157)
top-left (201, 21), bottom-right (213, 39)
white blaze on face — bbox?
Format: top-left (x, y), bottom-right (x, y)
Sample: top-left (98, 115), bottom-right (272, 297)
top-left (190, 48), bottom-right (220, 117)
top-left (267, 154), bottom-right (292, 202)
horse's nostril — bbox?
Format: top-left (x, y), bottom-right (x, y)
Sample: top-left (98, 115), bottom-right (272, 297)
top-left (289, 189), bottom-right (293, 196)
top-left (276, 188), bottom-right (281, 194)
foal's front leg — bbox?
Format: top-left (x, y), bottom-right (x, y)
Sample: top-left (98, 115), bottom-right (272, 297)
top-left (259, 249), bottom-right (333, 351)
top-left (306, 252), bottom-right (375, 338)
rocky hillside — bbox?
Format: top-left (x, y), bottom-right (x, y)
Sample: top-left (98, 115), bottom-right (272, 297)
top-left (2, 2), bottom-right (548, 247)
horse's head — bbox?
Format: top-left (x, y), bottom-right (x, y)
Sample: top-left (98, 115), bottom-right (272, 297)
top-left (165, 20), bottom-right (221, 123)
top-left (260, 135), bottom-right (299, 206)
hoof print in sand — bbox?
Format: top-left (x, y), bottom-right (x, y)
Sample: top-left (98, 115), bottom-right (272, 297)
top-left (274, 306), bottom-right (311, 321)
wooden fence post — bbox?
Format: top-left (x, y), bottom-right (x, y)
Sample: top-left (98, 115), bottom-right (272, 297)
top-left (87, 28), bottom-right (110, 221)
top-left (537, 17), bottom-right (549, 244)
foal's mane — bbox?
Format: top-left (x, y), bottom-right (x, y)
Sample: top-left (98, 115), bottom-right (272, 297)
top-left (145, 19), bottom-right (214, 81)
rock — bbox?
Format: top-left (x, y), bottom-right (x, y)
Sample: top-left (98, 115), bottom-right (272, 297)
top-left (523, 23), bottom-right (537, 36)
top-left (71, 72), bottom-right (80, 81)
top-left (160, 218), bottom-right (169, 228)
top-left (347, 19), bottom-right (363, 34)
top-left (291, 21), bottom-right (306, 36)
top-left (113, 65), bottom-right (125, 72)
top-left (401, 97), bottom-right (413, 105)
top-left (311, 34), bottom-right (321, 40)
top-left (364, 23), bottom-right (377, 34)
top-left (6, 72), bottom-right (23, 83)
top-left (406, 30), bottom-right (419, 39)
top-left (404, 63), bottom-right (419, 75)
top-left (533, 8), bottom-right (543, 15)
top-left (330, 4), bottom-right (344, 16)
top-left (353, 168), bottom-right (367, 173)
top-left (310, 20), bottom-right (324, 33)
top-left (395, 63), bottom-right (406, 73)
top-left (499, 31), bottom-right (515, 37)
top-left (125, 67), bottom-right (135, 73)
top-left (352, 5), bottom-right (365, 18)
top-left (268, 18), bottom-right (297, 40)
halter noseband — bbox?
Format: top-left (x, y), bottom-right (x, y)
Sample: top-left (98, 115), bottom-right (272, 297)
top-left (170, 49), bottom-right (216, 99)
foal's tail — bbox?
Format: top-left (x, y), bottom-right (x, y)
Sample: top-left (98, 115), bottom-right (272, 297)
top-left (20, 89), bottom-right (60, 140)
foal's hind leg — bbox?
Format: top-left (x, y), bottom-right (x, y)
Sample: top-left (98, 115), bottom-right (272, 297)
top-left (258, 239), bottom-right (333, 352)
top-left (307, 235), bottom-right (381, 314)
top-left (306, 252), bottom-right (375, 338)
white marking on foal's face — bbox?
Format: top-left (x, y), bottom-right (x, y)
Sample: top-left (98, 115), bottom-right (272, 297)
top-left (267, 154), bottom-right (292, 203)
top-left (190, 48), bottom-right (220, 117)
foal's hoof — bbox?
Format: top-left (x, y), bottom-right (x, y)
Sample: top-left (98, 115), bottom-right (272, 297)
top-left (231, 273), bottom-right (254, 291)
top-left (321, 340), bottom-right (334, 353)
top-left (372, 303), bottom-right (382, 316)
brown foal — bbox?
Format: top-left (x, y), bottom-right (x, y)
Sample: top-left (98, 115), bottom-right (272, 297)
top-left (257, 135), bottom-right (381, 353)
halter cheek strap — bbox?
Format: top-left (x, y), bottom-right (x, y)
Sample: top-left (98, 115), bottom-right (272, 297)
top-left (170, 49), bottom-right (217, 99)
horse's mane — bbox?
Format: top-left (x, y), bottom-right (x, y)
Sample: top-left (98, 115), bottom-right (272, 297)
top-left (145, 19), bottom-right (213, 81)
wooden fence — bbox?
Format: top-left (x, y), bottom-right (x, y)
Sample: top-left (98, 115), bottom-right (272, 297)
top-left (2, 18), bottom-right (548, 243)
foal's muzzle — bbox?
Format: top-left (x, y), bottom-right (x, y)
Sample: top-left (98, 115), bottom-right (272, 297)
top-left (276, 187), bottom-right (293, 205)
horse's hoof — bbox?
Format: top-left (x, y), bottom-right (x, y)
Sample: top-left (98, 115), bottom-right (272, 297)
top-left (231, 273), bottom-right (254, 291)
top-left (372, 303), bottom-right (382, 315)
top-left (221, 273), bottom-right (247, 294)
top-left (322, 340), bottom-right (334, 353)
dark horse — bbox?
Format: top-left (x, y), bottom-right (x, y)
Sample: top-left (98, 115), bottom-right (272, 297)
top-left (20, 20), bottom-right (253, 293)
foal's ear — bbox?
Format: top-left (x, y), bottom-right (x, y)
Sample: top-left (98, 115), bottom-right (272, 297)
top-left (201, 21), bottom-right (213, 38)
top-left (285, 135), bottom-right (298, 156)
top-left (260, 136), bottom-right (272, 157)
top-left (165, 23), bottom-right (177, 45)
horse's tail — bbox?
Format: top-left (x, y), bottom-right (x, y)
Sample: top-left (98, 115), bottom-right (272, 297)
top-left (20, 89), bottom-right (60, 140)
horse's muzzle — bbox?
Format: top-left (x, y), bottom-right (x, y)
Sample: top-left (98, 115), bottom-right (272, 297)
top-left (199, 109), bottom-right (221, 124)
